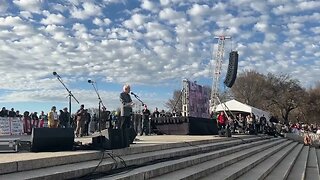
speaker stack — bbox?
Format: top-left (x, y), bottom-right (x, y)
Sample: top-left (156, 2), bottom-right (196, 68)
top-left (224, 51), bottom-right (239, 88)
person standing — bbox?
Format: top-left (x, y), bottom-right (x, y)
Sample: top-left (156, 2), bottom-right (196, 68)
top-left (83, 109), bottom-right (91, 136)
top-left (59, 107), bottom-right (70, 128)
top-left (217, 111), bottom-right (227, 131)
top-left (120, 84), bottom-right (134, 129)
top-left (141, 105), bottom-right (151, 136)
top-left (48, 106), bottom-right (59, 128)
top-left (75, 104), bottom-right (86, 137)
top-left (100, 106), bottom-right (111, 130)
top-left (39, 111), bottom-right (48, 128)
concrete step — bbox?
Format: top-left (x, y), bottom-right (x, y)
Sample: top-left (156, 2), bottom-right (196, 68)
top-left (198, 140), bottom-right (293, 180)
top-left (0, 135), bottom-right (259, 175)
top-left (317, 148), bottom-right (320, 178)
top-left (264, 143), bottom-right (304, 180)
top-left (236, 141), bottom-right (298, 180)
top-left (98, 138), bottom-right (280, 180)
top-left (0, 136), bottom-right (269, 180)
top-left (286, 145), bottom-right (309, 180)
top-left (149, 138), bottom-right (288, 180)
top-left (305, 147), bottom-right (320, 180)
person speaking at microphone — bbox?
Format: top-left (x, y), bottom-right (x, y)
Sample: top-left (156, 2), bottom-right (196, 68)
top-left (120, 84), bottom-right (134, 129)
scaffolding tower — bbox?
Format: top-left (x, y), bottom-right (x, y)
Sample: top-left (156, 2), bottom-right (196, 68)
top-left (210, 36), bottom-right (231, 113)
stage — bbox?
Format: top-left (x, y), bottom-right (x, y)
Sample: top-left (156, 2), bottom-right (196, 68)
top-left (153, 116), bottom-right (218, 135)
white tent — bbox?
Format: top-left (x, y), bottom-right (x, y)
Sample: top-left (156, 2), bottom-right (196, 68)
top-left (216, 99), bottom-right (270, 119)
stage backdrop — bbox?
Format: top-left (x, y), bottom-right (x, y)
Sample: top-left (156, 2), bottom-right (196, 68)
top-left (182, 79), bottom-right (210, 118)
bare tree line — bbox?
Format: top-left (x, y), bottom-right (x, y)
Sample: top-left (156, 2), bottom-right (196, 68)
top-left (166, 70), bottom-right (320, 125)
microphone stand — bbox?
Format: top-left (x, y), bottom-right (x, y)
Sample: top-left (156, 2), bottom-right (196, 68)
top-left (89, 81), bottom-right (105, 134)
top-left (53, 73), bottom-right (79, 125)
top-left (131, 93), bottom-right (144, 106)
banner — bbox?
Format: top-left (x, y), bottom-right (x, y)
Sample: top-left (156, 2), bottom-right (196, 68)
top-left (11, 118), bottom-right (24, 135)
top-left (0, 117), bottom-right (11, 135)
top-left (0, 117), bottom-right (30, 135)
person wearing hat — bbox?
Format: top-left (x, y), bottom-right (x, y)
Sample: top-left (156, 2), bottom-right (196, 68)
top-left (48, 106), bottom-right (59, 128)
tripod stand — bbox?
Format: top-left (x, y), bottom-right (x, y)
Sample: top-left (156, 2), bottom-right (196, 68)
top-left (53, 72), bottom-right (79, 124)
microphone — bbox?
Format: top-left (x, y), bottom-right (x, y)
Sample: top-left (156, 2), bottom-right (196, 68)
top-left (53, 72), bottom-right (60, 78)
top-left (130, 92), bottom-right (139, 97)
top-left (88, 80), bottom-right (95, 83)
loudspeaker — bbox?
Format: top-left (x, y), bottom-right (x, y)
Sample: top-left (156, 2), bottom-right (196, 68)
top-left (31, 128), bottom-right (74, 152)
top-left (108, 129), bottom-right (127, 149)
top-left (92, 135), bottom-right (110, 149)
top-left (224, 51), bottom-right (238, 88)
top-left (124, 128), bottom-right (137, 144)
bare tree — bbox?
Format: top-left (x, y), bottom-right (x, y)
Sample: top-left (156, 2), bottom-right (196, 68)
top-left (263, 74), bottom-right (305, 125)
top-left (301, 82), bottom-right (320, 124)
top-left (165, 90), bottom-right (183, 112)
top-left (230, 70), bottom-right (268, 108)
top-left (231, 70), bottom-right (306, 125)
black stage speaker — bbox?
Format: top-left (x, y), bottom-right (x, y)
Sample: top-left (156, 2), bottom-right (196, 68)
top-left (124, 128), bottom-right (137, 145)
top-left (108, 129), bottom-right (127, 149)
top-left (31, 128), bottom-right (74, 152)
top-left (92, 135), bottom-right (110, 150)
top-left (224, 51), bottom-right (239, 88)
top-left (91, 128), bottom-right (137, 150)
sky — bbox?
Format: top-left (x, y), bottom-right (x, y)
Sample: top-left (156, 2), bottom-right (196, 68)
top-left (0, 0), bottom-right (319, 114)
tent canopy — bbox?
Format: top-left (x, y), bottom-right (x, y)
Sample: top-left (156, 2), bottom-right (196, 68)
top-left (216, 99), bottom-right (270, 119)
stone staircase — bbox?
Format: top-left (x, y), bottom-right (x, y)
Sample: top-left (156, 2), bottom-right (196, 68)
top-left (0, 135), bottom-right (319, 180)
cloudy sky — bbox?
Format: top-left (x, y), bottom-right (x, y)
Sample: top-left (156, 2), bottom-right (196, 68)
top-left (0, 0), bottom-right (319, 114)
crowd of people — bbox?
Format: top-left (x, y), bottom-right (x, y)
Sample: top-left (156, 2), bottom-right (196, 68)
top-left (215, 110), bottom-right (320, 146)
top-left (215, 111), bottom-right (270, 135)
top-left (0, 84), bottom-right (166, 138)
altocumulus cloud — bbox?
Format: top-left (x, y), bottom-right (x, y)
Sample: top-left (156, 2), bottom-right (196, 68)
top-left (0, 0), bottom-right (319, 112)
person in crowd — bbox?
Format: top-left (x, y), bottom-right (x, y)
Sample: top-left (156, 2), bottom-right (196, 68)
top-left (260, 114), bottom-right (267, 133)
top-left (16, 110), bottom-right (22, 118)
top-left (31, 112), bottom-right (39, 128)
top-left (246, 114), bottom-right (252, 133)
top-left (152, 107), bottom-right (160, 118)
top-left (100, 106), bottom-right (111, 130)
top-left (217, 111), bottom-right (227, 131)
top-left (84, 109), bottom-right (91, 136)
top-left (90, 113), bottom-right (98, 133)
top-left (141, 104), bottom-right (151, 136)
top-left (75, 104), bottom-right (86, 137)
top-left (48, 106), bottom-right (59, 128)
top-left (39, 111), bottom-right (48, 128)
top-left (59, 107), bottom-right (69, 128)
top-left (23, 111), bottom-right (32, 134)
top-left (237, 113), bottom-right (244, 133)
top-left (0, 107), bottom-right (8, 117)
top-left (304, 132), bottom-right (312, 146)
top-left (8, 108), bottom-right (16, 117)
top-left (120, 84), bottom-right (134, 129)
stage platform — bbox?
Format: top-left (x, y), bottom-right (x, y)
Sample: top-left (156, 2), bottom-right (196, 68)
top-left (0, 134), bottom-right (226, 159)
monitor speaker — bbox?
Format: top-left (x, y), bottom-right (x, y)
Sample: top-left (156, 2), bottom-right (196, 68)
top-left (91, 128), bottom-right (137, 150)
top-left (31, 128), bottom-right (74, 152)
